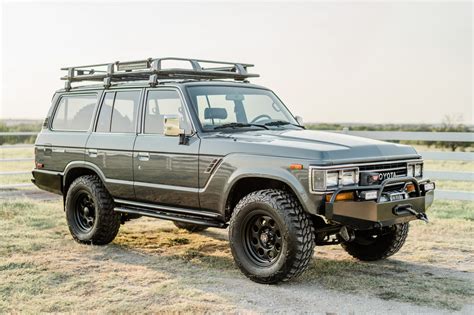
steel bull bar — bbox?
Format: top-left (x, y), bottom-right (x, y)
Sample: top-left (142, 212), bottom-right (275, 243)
top-left (324, 177), bottom-right (435, 230)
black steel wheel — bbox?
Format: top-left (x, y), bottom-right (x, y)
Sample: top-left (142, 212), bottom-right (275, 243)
top-left (242, 211), bottom-right (283, 266)
top-left (65, 175), bottom-right (120, 245)
top-left (73, 191), bottom-right (96, 233)
top-left (229, 189), bottom-right (315, 284)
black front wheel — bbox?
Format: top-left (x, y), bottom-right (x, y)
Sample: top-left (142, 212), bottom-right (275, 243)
top-left (229, 189), bottom-right (315, 284)
top-left (65, 175), bottom-right (120, 245)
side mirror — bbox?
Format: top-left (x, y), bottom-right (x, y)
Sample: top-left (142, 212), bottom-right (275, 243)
top-left (295, 115), bottom-right (304, 126)
top-left (163, 115), bottom-right (183, 137)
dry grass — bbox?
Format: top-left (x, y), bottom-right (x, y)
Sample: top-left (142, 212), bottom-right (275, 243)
top-left (0, 147), bottom-right (33, 159)
top-left (0, 198), bottom-right (473, 312)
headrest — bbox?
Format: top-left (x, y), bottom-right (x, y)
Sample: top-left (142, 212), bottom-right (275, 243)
top-left (204, 108), bottom-right (228, 120)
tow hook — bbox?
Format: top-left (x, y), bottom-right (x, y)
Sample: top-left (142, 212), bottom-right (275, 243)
top-left (393, 205), bottom-right (429, 223)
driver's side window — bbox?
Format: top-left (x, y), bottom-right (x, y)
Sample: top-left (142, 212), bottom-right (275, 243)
top-left (144, 90), bottom-right (190, 134)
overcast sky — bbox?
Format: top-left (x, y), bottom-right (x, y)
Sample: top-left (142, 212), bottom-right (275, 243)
top-left (1, 0), bottom-right (472, 124)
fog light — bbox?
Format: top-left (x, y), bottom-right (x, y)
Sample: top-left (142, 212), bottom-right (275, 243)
top-left (360, 190), bottom-right (378, 200)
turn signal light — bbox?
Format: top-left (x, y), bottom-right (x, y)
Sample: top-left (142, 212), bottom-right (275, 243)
top-left (406, 184), bottom-right (415, 193)
top-left (289, 164), bottom-right (303, 170)
top-left (325, 192), bottom-right (355, 202)
top-left (35, 162), bottom-right (44, 169)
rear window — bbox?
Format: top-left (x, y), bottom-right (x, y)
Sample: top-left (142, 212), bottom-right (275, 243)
top-left (52, 94), bottom-right (97, 131)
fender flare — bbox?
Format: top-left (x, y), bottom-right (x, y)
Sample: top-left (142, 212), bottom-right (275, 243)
top-left (221, 167), bottom-right (317, 215)
top-left (62, 161), bottom-right (107, 188)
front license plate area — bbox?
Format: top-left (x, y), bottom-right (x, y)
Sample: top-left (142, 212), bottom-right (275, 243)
top-left (380, 191), bottom-right (408, 202)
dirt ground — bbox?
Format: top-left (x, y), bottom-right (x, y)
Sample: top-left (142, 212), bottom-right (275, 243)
top-left (1, 196), bottom-right (473, 314)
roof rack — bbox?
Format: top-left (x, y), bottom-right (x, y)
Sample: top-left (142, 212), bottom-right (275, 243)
top-left (60, 57), bottom-right (259, 90)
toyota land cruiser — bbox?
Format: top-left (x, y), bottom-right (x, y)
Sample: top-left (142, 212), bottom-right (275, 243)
top-left (33, 57), bottom-right (435, 284)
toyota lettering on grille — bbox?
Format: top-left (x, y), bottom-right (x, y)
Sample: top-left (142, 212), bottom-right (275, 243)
top-left (378, 171), bottom-right (397, 180)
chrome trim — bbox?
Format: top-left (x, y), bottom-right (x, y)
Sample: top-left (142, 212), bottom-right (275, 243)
top-left (309, 167), bottom-right (359, 193)
top-left (407, 161), bottom-right (424, 178)
top-left (308, 159), bottom-right (422, 195)
top-left (359, 166), bottom-right (406, 172)
top-left (310, 158), bottom-right (422, 169)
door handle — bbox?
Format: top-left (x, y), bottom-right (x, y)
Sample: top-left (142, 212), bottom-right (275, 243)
top-left (88, 149), bottom-right (98, 158)
top-left (137, 152), bottom-right (150, 161)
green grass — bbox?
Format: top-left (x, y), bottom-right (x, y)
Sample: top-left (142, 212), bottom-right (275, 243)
top-left (435, 180), bottom-right (473, 192)
top-left (0, 147), bottom-right (34, 159)
top-left (429, 200), bottom-right (474, 220)
top-left (0, 160), bottom-right (33, 172)
top-left (424, 160), bottom-right (474, 172)
top-left (0, 174), bottom-right (32, 185)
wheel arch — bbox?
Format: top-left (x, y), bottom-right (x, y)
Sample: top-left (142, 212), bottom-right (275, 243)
top-left (63, 161), bottom-right (107, 195)
top-left (223, 170), bottom-right (317, 221)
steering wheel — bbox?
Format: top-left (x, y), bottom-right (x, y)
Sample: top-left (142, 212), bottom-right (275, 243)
top-left (250, 114), bottom-right (272, 124)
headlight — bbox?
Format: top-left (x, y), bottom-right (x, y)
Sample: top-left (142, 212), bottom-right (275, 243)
top-left (326, 171), bottom-right (339, 187)
top-left (342, 169), bottom-right (358, 185)
top-left (310, 167), bottom-right (359, 192)
top-left (408, 162), bottom-right (423, 178)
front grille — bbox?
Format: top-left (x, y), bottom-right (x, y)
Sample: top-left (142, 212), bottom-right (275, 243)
top-left (359, 161), bottom-right (408, 177)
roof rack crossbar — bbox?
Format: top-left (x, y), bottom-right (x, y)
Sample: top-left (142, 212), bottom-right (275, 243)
top-left (61, 57), bottom-right (258, 90)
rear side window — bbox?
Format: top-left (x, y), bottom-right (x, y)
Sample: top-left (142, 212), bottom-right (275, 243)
top-left (95, 90), bottom-right (141, 133)
top-left (52, 94), bottom-right (97, 131)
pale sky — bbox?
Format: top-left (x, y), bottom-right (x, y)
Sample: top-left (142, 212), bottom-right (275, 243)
top-left (1, 0), bottom-right (472, 124)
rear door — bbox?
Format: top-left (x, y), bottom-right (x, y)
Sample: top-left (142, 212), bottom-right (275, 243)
top-left (133, 88), bottom-right (200, 208)
top-left (85, 89), bottom-right (143, 200)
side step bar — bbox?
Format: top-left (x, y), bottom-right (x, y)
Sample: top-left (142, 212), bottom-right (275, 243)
top-left (114, 204), bottom-right (227, 228)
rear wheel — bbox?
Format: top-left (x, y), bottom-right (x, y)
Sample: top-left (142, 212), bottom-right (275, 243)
top-left (341, 223), bottom-right (409, 261)
top-left (173, 221), bottom-right (208, 232)
top-left (229, 189), bottom-right (315, 284)
top-left (65, 175), bottom-right (120, 245)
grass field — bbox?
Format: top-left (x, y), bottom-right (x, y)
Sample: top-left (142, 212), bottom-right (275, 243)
top-left (0, 198), bottom-right (472, 313)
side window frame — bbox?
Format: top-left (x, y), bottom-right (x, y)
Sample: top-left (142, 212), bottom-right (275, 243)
top-left (50, 92), bottom-right (100, 132)
top-left (93, 88), bottom-right (144, 134)
top-left (141, 87), bottom-right (195, 135)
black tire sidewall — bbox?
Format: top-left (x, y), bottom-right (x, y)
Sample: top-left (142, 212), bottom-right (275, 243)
top-left (229, 193), bottom-right (307, 282)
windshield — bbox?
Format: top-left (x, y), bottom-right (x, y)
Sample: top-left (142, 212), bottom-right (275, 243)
top-left (186, 86), bottom-right (299, 131)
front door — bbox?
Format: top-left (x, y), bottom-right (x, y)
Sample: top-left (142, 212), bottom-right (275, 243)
top-left (85, 89), bottom-right (142, 200)
top-left (133, 88), bottom-right (200, 208)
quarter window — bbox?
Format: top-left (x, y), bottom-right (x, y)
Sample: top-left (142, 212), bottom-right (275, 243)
top-left (52, 94), bottom-right (97, 131)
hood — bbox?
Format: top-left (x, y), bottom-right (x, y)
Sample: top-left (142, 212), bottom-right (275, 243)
top-left (200, 129), bottom-right (420, 164)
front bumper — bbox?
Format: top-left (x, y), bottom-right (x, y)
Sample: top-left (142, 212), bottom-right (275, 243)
top-left (324, 177), bottom-right (435, 230)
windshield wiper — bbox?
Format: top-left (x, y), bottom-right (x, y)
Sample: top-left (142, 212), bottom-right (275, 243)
top-left (213, 122), bottom-right (269, 130)
top-left (264, 120), bottom-right (305, 129)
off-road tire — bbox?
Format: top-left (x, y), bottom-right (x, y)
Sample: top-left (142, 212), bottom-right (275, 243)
top-left (341, 223), bottom-right (409, 261)
top-left (65, 175), bottom-right (120, 245)
top-left (173, 221), bottom-right (208, 232)
top-left (229, 189), bottom-right (315, 284)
